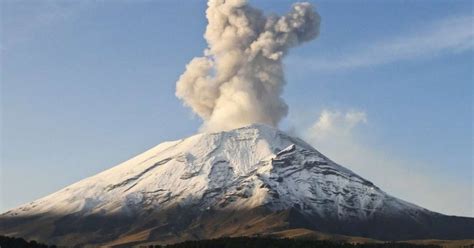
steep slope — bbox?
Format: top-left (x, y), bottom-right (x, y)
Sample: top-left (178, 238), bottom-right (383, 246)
top-left (1, 124), bottom-right (472, 247)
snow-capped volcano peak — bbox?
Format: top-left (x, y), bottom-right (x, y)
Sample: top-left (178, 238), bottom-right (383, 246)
top-left (4, 124), bottom-right (419, 220)
top-left (3, 124), bottom-right (473, 246)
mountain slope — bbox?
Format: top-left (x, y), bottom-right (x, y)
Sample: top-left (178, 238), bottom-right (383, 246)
top-left (1, 124), bottom-right (473, 247)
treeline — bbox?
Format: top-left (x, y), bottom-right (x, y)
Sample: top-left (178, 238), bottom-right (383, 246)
top-left (144, 237), bottom-right (441, 248)
top-left (0, 236), bottom-right (447, 248)
top-left (0, 235), bottom-right (56, 248)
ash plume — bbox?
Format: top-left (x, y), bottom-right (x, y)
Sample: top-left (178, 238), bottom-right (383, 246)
top-left (176, 0), bottom-right (320, 132)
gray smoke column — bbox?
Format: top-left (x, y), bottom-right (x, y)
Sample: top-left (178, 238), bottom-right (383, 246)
top-left (176, 0), bottom-right (320, 132)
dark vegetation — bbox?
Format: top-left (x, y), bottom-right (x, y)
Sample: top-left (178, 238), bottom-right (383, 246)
top-left (4, 235), bottom-right (469, 248)
top-left (0, 235), bottom-right (56, 248)
top-left (143, 237), bottom-right (442, 248)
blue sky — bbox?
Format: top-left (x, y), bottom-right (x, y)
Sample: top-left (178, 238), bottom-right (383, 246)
top-left (1, 0), bottom-right (472, 216)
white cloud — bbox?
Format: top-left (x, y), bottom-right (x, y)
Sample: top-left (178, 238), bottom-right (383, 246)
top-left (289, 15), bottom-right (473, 71)
top-left (299, 109), bottom-right (473, 217)
top-left (309, 110), bottom-right (367, 140)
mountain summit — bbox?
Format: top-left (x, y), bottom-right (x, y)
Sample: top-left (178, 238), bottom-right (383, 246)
top-left (1, 124), bottom-right (473, 246)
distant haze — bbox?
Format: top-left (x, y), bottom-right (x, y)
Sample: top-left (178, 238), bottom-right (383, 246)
top-left (176, 0), bottom-right (320, 132)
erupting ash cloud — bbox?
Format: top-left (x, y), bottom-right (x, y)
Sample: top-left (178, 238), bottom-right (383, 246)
top-left (176, 0), bottom-right (320, 132)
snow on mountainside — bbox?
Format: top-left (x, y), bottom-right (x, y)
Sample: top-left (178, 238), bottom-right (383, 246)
top-left (1, 124), bottom-right (473, 246)
top-left (2, 124), bottom-right (424, 220)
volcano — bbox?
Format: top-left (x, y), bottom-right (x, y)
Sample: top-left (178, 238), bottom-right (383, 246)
top-left (1, 124), bottom-right (472, 247)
